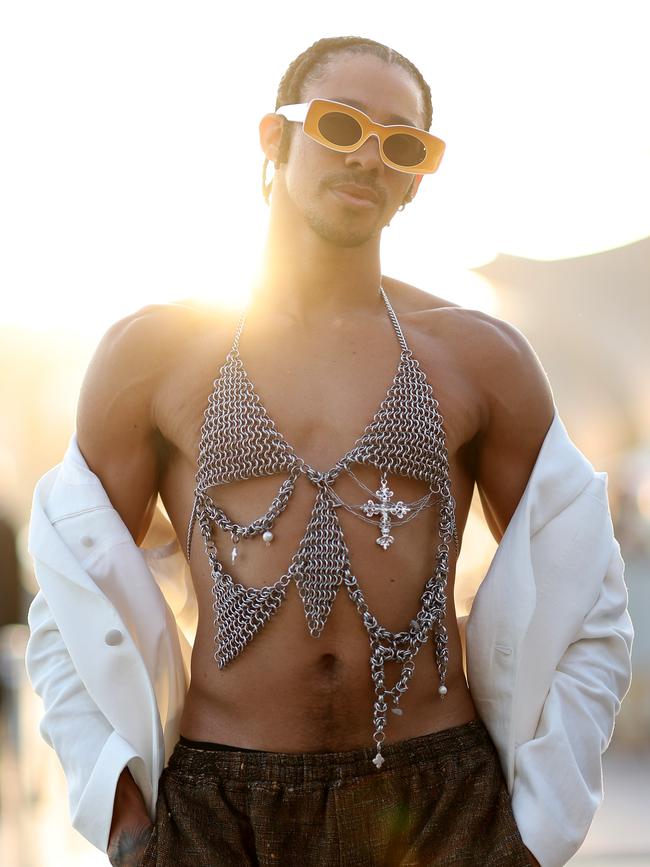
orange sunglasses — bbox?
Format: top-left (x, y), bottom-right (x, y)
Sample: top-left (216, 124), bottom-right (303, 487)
top-left (275, 98), bottom-right (445, 174)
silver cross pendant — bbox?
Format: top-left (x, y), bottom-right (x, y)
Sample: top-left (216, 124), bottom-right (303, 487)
top-left (361, 475), bottom-right (410, 550)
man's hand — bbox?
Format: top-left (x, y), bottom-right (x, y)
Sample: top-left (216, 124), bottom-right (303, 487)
top-left (107, 767), bottom-right (154, 866)
top-left (107, 820), bottom-right (154, 867)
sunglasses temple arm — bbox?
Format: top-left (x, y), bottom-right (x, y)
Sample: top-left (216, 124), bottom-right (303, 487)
top-left (274, 103), bottom-right (309, 123)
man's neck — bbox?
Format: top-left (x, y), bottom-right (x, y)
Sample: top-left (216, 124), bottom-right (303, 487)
top-left (250, 209), bottom-right (385, 323)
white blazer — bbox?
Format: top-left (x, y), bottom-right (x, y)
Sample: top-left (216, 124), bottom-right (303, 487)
top-left (24, 406), bottom-right (633, 866)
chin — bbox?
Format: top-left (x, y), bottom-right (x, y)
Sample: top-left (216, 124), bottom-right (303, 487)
top-left (306, 212), bottom-right (383, 248)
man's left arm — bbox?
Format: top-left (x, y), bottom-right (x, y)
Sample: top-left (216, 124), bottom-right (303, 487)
top-left (469, 314), bottom-right (555, 544)
top-left (468, 315), bottom-right (632, 866)
top-left (468, 317), bottom-right (553, 867)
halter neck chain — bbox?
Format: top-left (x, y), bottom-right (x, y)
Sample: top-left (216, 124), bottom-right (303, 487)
top-left (187, 282), bottom-right (458, 769)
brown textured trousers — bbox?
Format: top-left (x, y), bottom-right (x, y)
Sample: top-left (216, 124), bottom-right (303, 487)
top-left (138, 717), bottom-right (531, 866)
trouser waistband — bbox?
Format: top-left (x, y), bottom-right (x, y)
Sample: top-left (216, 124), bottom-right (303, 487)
top-left (169, 717), bottom-right (490, 784)
top-left (179, 734), bottom-right (268, 753)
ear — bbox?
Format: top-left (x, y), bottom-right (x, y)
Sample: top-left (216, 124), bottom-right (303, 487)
top-left (259, 113), bottom-right (285, 163)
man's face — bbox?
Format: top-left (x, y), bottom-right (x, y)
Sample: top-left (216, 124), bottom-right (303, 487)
top-left (278, 53), bottom-right (426, 248)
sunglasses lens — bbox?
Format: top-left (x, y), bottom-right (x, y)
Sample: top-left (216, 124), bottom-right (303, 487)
top-left (384, 133), bottom-right (426, 168)
top-left (318, 111), bottom-right (363, 147)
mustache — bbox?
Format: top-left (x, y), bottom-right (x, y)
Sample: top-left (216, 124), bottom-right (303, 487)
top-left (322, 172), bottom-right (386, 203)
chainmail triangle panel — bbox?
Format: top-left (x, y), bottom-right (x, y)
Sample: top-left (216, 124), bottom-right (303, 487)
top-left (290, 485), bottom-right (350, 637)
top-left (349, 351), bottom-right (445, 482)
top-left (212, 572), bottom-right (290, 667)
top-left (196, 350), bottom-right (295, 490)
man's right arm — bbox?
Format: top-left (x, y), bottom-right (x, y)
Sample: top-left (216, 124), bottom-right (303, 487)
top-left (76, 307), bottom-right (169, 861)
top-left (76, 307), bottom-right (165, 545)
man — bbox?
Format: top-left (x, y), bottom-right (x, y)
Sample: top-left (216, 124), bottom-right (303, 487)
top-left (25, 36), bottom-right (632, 867)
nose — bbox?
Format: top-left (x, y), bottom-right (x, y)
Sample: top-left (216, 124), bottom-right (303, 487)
top-left (344, 133), bottom-right (384, 173)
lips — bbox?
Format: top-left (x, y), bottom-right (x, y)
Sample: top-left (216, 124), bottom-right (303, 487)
top-left (329, 183), bottom-right (380, 205)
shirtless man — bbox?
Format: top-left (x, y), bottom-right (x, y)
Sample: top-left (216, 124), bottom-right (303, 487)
top-left (79, 36), bottom-right (549, 866)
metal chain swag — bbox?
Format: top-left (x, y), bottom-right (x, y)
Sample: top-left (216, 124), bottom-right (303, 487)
top-left (187, 286), bottom-right (459, 769)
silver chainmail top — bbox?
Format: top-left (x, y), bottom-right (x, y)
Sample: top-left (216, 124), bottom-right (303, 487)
top-left (186, 286), bottom-right (459, 769)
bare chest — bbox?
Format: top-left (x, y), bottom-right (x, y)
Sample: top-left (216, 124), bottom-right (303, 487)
top-left (159, 313), bottom-right (476, 528)
top-left (156, 311), bottom-right (480, 608)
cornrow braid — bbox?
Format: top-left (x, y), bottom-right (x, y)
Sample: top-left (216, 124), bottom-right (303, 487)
top-left (262, 36), bottom-right (434, 205)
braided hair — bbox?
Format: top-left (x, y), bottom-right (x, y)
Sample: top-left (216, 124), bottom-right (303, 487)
top-left (263, 36), bottom-right (433, 205)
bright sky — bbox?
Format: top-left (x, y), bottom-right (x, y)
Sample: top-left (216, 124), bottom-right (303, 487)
top-left (1, 0), bottom-right (648, 336)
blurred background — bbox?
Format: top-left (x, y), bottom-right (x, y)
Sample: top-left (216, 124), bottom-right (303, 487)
top-left (1, 1), bottom-right (648, 864)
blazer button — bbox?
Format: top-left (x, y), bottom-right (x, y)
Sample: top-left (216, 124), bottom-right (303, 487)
top-left (104, 629), bottom-right (123, 646)
top-left (80, 536), bottom-right (94, 547)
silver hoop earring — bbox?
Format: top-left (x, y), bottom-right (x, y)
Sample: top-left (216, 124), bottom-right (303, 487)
top-left (262, 158), bottom-right (274, 205)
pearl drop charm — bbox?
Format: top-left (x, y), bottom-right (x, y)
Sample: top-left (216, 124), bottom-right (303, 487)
top-left (438, 684), bottom-right (448, 697)
top-left (231, 546), bottom-right (239, 563)
top-left (262, 530), bottom-right (274, 545)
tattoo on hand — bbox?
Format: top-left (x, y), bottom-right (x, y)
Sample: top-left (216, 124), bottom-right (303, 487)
top-left (108, 823), bottom-right (154, 867)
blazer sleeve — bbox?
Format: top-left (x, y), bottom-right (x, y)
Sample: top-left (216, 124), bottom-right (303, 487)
top-left (511, 534), bottom-right (634, 867)
top-left (24, 448), bottom-right (193, 853)
top-left (25, 589), bottom-right (144, 852)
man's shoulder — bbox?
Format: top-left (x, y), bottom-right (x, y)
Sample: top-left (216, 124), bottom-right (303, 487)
top-left (383, 275), bottom-right (536, 360)
top-left (79, 298), bottom-right (233, 437)
top-left (104, 297), bottom-right (221, 343)
top-left (385, 276), bottom-right (553, 430)
top-left (95, 297), bottom-right (232, 375)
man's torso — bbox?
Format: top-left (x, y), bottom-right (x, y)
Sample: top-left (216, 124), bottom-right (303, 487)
top-left (145, 278), bottom-right (498, 751)
top-left (41, 32), bottom-right (604, 857)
